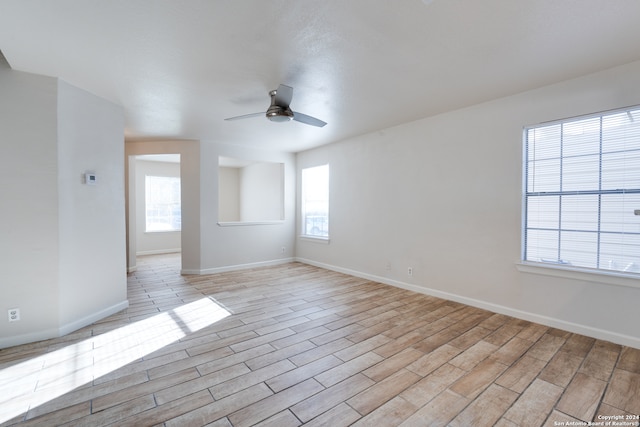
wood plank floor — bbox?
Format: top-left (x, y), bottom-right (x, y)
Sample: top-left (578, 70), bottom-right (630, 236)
top-left (1, 254), bottom-right (639, 426)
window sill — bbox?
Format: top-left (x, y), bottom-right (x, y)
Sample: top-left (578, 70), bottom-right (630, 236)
top-left (516, 261), bottom-right (640, 289)
top-left (299, 235), bottom-right (330, 244)
top-left (217, 221), bottom-right (284, 227)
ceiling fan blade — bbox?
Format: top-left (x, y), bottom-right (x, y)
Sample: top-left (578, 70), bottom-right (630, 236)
top-left (274, 84), bottom-right (293, 107)
top-left (293, 111), bottom-right (327, 127)
top-left (224, 112), bottom-right (264, 121)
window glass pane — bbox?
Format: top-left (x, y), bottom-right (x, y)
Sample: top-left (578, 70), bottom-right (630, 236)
top-left (602, 110), bottom-right (640, 152)
top-left (526, 196), bottom-right (559, 230)
top-left (527, 125), bottom-right (561, 162)
top-left (301, 165), bottom-right (329, 237)
top-left (145, 176), bottom-right (181, 232)
top-left (559, 231), bottom-right (598, 268)
top-left (601, 150), bottom-right (640, 190)
top-left (600, 233), bottom-right (640, 273)
top-left (527, 158), bottom-right (560, 193)
top-left (525, 229), bottom-right (559, 262)
top-left (561, 154), bottom-right (600, 192)
top-left (561, 194), bottom-right (599, 232)
top-left (562, 117), bottom-right (601, 157)
top-left (600, 193), bottom-right (640, 233)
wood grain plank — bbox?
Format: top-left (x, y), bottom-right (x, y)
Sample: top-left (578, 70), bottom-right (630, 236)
top-left (3, 255), bottom-right (638, 427)
top-left (556, 372), bottom-right (607, 421)
top-left (449, 384), bottom-right (518, 427)
top-left (347, 368), bottom-right (421, 416)
top-left (503, 379), bottom-right (563, 426)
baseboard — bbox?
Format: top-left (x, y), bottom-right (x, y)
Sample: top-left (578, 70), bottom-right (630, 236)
top-left (0, 327), bottom-right (61, 350)
top-left (58, 300), bottom-right (130, 337)
top-left (136, 249), bottom-right (181, 256)
top-left (296, 257), bottom-right (640, 349)
top-left (182, 257), bottom-right (295, 275)
top-left (0, 300), bottom-right (129, 349)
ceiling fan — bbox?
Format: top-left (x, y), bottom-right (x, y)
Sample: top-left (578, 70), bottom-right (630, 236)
top-left (224, 84), bottom-right (327, 127)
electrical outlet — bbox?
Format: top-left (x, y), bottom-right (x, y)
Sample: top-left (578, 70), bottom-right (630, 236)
top-left (8, 308), bottom-right (20, 322)
top-left (408, 267), bottom-right (413, 277)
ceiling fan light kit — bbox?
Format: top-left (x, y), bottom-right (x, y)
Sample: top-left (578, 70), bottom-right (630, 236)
top-left (225, 84), bottom-right (326, 127)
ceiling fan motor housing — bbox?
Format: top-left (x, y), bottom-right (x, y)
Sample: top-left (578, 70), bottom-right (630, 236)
top-left (266, 89), bottom-right (294, 122)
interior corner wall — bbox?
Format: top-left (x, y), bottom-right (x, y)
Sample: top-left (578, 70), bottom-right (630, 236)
top-left (0, 67), bottom-right (60, 347)
top-left (296, 59), bottom-right (640, 348)
top-left (0, 69), bottom-right (127, 348)
top-left (57, 80), bottom-right (127, 332)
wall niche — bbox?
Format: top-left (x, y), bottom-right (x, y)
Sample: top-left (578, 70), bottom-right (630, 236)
top-left (218, 156), bottom-right (284, 224)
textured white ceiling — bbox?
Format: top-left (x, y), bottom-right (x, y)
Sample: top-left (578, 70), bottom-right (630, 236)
top-left (1, 0), bottom-right (640, 152)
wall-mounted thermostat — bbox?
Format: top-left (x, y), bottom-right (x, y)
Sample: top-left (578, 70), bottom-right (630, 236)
top-left (85, 173), bottom-right (97, 185)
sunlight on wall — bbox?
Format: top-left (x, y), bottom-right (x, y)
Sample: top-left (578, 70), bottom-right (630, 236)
top-left (0, 297), bottom-right (231, 424)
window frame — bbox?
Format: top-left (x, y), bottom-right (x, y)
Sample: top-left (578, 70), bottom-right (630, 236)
top-left (522, 106), bottom-right (640, 281)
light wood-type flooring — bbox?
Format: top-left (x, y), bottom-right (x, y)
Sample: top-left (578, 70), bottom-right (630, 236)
top-left (1, 254), bottom-right (639, 426)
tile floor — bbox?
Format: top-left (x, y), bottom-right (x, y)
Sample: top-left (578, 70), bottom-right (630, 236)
top-left (0, 254), bottom-right (638, 426)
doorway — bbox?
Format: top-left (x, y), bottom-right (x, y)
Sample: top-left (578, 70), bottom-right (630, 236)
top-left (126, 154), bottom-right (181, 272)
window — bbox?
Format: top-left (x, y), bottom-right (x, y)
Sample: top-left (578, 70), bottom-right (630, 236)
top-left (523, 107), bottom-right (640, 274)
top-left (145, 175), bottom-right (181, 232)
top-left (301, 164), bottom-right (329, 238)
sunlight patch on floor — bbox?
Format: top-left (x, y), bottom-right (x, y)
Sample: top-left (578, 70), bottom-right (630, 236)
top-left (0, 297), bottom-right (231, 424)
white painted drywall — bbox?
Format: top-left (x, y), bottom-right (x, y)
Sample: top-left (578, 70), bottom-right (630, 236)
top-left (56, 79), bottom-right (127, 332)
top-left (195, 143), bottom-right (296, 273)
top-left (0, 68), bottom-right (127, 348)
top-left (134, 159), bottom-right (181, 255)
top-left (218, 166), bottom-right (240, 222)
top-left (0, 67), bottom-right (60, 346)
top-left (240, 162), bottom-right (285, 222)
top-left (296, 60), bottom-right (640, 348)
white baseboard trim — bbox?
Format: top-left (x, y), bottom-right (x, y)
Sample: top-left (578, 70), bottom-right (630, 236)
top-left (0, 300), bottom-right (129, 350)
top-left (182, 257), bottom-right (295, 275)
top-left (0, 327), bottom-right (60, 350)
top-left (58, 300), bottom-right (130, 337)
top-left (136, 249), bottom-right (181, 256)
top-left (296, 257), bottom-right (640, 349)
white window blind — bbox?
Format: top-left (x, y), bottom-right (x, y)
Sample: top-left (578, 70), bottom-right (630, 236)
top-left (145, 175), bottom-right (181, 232)
top-left (524, 107), bottom-right (640, 274)
top-left (301, 164), bottom-right (329, 238)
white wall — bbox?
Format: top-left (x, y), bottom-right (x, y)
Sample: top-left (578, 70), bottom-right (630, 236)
top-left (127, 141), bottom-right (295, 274)
top-left (0, 67), bottom-right (127, 348)
top-left (57, 80), bottom-right (127, 332)
top-left (296, 60), bottom-right (640, 348)
top-left (219, 167), bottom-right (240, 222)
top-left (0, 66), bottom-right (60, 345)
top-left (135, 159), bottom-right (181, 255)
top-left (195, 143), bottom-right (296, 274)
top-left (240, 162), bottom-right (284, 222)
